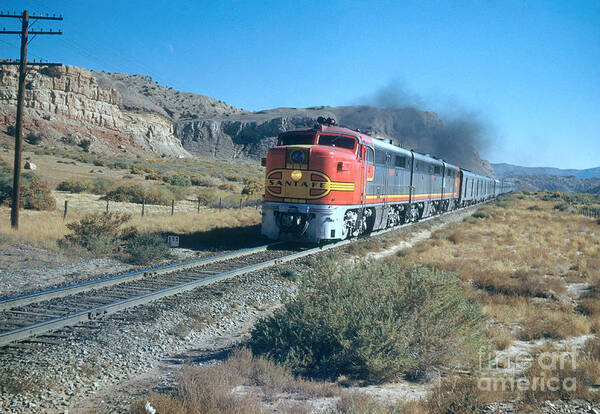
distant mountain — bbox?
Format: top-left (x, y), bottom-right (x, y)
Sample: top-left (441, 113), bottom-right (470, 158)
top-left (492, 163), bottom-right (600, 179)
top-left (508, 175), bottom-right (600, 193)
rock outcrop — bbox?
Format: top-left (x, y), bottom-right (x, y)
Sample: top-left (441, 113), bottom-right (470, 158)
top-left (0, 65), bottom-right (189, 157)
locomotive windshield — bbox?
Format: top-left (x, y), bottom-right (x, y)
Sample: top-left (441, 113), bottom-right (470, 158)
top-left (317, 134), bottom-right (356, 150)
top-left (277, 133), bottom-right (315, 146)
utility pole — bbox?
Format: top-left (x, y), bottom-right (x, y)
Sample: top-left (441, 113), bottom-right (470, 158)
top-left (0, 10), bottom-right (63, 229)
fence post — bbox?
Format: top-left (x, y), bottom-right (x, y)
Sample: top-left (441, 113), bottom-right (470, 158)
top-left (239, 198), bottom-right (242, 209)
top-left (171, 199), bottom-right (175, 216)
top-left (106, 199), bottom-right (109, 213)
top-left (63, 200), bottom-right (68, 220)
top-left (197, 198), bottom-right (201, 213)
top-left (142, 199), bottom-right (145, 217)
top-left (219, 198), bottom-right (222, 211)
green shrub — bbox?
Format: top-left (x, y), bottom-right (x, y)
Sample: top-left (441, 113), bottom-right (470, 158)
top-left (241, 177), bottom-right (264, 197)
top-left (93, 159), bottom-right (106, 167)
top-left (527, 204), bottom-right (541, 211)
top-left (25, 133), bottom-right (42, 145)
top-left (163, 173), bottom-right (191, 187)
top-left (145, 171), bottom-right (163, 181)
top-left (57, 177), bottom-right (91, 193)
top-left (78, 139), bottom-right (91, 152)
top-left (126, 233), bottom-right (171, 265)
top-left (280, 269), bottom-right (298, 282)
top-left (63, 212), bottom-right (130, 255)
top-left (472, 209), bottom-right (490, 219)
top-left (103, 184), bottom-right (174, 205)
top-left (247, 259), bottom-right (487, 382)
top-left (89, 178), bottom-right (116, 194)
top-left (57, 177), bottom-right (116, 195)
top-left (20, 174), bottom-right (56, 210)
top-left (0, 161), bottom-right (55, 210)
top-left (6, 125), bottom-right (15, 136)
top-left (191, 175), bottom-right (222, 187)
top-left (553, 202), bottom-right (569, 211)
top-left (166, 184), bottom-right (189, 200)
top-left (108, 160), bottom-right (129, 170)
top-left (196, 188), bottom-right (220, 206)
top-left (84, 234), bottom-right (115, 256)
top-left (130, 165), bottom-right (144, 175)
top-left (495, 196), bottom-right (513, 209)
top-left (60, 135), bottom-right (77, 145)
top-left (218, 182), bottom-right (237, 192)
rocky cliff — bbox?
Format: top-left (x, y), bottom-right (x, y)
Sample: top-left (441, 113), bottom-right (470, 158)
top-left (0, 65), bottom-right (189, 157)
top-left (0, 64), bottom-right (494, 175)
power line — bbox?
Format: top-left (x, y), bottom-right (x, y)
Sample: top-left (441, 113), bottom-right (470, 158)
top-left (1, 9), bottom-right (63, 230)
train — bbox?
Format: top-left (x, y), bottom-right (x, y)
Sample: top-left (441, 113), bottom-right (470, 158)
top-left (261, 117), bottom-right (514, 243)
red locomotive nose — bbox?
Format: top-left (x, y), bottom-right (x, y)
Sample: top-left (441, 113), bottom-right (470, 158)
top-left (309, 145), bottom-right (357, 173)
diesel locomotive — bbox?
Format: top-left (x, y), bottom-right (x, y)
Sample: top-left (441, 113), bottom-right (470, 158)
top-left (261, 117), bottom-right (513, 243)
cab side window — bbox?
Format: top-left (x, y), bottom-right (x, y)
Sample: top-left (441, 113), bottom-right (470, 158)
top-left (365, 147), bottom-right (374, 165)
top-left (395, 156), bottom-right (406, 169)
top-left (375, 150), bottom-right (387, 165)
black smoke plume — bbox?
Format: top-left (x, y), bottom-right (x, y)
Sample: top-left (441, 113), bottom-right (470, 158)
top-left (358, 79), bottom-right (494, 159)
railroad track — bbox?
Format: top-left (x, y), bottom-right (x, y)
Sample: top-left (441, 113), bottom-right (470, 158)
top-left (0, 202), bottom-right (486, 347)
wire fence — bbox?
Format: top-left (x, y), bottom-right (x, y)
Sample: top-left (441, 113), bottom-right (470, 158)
top-left (54, 192), bottom-right (262, 219)
top-left (578, 206), bottom-right (600, 219)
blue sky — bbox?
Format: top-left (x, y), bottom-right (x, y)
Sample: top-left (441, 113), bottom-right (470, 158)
top-left (1, 0), bottom-right (598, 169)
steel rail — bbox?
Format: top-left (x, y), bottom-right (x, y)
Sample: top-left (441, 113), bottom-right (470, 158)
top-left (0, 201), bottom-right (489, 347)
top-left (0, 241), bottom-right (348, 346)
top-left (0, 242), bottom-right (282, 311)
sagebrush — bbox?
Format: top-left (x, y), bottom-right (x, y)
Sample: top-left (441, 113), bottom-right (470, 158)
top-left (56, 176), bottom-right (116, 195)
top-left (63, 212), bottom-right (131, 255)
top-left (103, 183), bottom-right (181, 205)
top-left (247, 258), bottom-right (488, 382)
top-left (0, 159), bottom-right (56, 210)
top-left (126, 233), bottom-right (171, 264)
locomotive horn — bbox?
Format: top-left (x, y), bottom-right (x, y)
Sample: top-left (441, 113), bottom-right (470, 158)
top-left (317, 116), bottom-right (336, 126)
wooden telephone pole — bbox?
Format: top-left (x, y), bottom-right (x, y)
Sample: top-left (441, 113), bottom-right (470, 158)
top-left (0, 10), bottom-right (63, 229)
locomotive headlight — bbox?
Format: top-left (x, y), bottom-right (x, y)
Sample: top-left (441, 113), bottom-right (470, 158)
top-left (291, 150), bottom-right (305, 164)
top-left (291, 170), bottom-right (302, 181)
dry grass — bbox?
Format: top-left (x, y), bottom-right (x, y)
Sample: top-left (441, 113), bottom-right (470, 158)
top-left (518, 306), bottom-right (590, 340)
top-left (333, 374), bottom-right (512, 414)
top-left (425, 375), bottom-right (507, 414)
top-left (399, 197), bottom-right (599, 286)
top-left (391, 195), bottom-right (599, 342)
top-left (383, 192), bottom-right (600, 407)
top-left (487, 326), bottom-right (515, 350)
top-left (521, 339), bottom-right (600, 403)
top-left (130, 348), bottom-right (339, 414)
top-left (0, 198), bottom-right (260, 252)
top-left (131, 349), bottom-right (498, 414)
top-left (579, 280), bottom-right (600, 317)
top-left (335, 393), bottom-right (427, 414)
